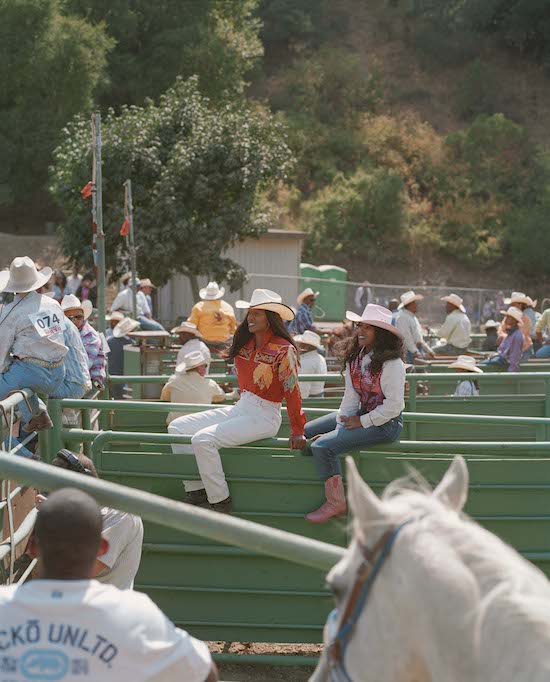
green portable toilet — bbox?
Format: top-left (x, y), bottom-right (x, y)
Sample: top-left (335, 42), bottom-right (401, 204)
top-left (300, 263), bottom-right (347, 322)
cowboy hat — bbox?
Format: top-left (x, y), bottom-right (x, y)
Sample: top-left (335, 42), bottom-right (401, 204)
top-left (294, 330), bottom-right (323, 350)
top-left (449, 355), bottom-right (483, 374)
top-left (0, 257), bottom-right (52, 294)
top-left (510, 292), bottom-right (530, 306)
top-left (175, 350), bottom-right (208, 374)
top-left (171, 321), bottom-right (202, 337)
top-left (397, 290), bottom-right (424, 310)
top-left (138, 278), bottom-right (156, 289)
top-left (500, 306), bottom-right (524, 325)
top-left (297, 288), bottom-right (319, 305)
top-left (199, 281), bottom-right (225, 300)
top-left (61, 294), bottom-right (93, 320)
top-left (441, 293), bottom-right (466, 313)
top-left (526, 296), bottom-right (537, 308)
top-left (236, 288), bottom-right (295, 321)
top-left (113, 317), bottom-right (140, 338)
top-left (484, 319), bottom-right (499, 330)
top-left (346, 304), bottom-right (404, 339)
top-left (106, 311), bottom-right (125, 323)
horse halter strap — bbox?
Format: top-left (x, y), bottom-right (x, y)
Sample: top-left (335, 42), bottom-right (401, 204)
top-left (327, 519), bottom-right (414, 682)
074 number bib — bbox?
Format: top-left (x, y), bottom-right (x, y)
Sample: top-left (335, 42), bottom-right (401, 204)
top-left (28, 310), bottom-right (66, 338)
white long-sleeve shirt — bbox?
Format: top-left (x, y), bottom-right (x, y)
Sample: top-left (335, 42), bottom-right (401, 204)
top-left (437, 309), bottom-right (471, 348)
top-left (298, 350), bottom-right (327, 398)
top-left (338, 353), bottom-right (406, 428)
top-left (395, 308), bottom-right (431, 355)
top-left (111, 288), bottom-right (149, 317)
top-left (0, 292), bottom-right (68, 372)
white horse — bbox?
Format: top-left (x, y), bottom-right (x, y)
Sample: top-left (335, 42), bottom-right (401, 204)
top-left (311, 455), bottom-right (550, 682)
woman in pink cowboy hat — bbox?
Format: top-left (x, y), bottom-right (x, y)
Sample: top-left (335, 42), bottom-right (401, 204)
top-left (304, 304), bottom-right (406, 523)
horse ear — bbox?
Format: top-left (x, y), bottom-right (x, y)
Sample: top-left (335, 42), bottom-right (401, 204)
top-left (346, 456), bottom-right (384, 524)
top-left (433, 455), bottom-right (469, 511)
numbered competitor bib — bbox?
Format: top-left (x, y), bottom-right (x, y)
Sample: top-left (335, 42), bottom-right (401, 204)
top-left (28, 310), bottom-right (66, 338)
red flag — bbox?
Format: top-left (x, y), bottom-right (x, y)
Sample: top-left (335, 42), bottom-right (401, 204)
top-left (80, 181), bottom-right (93, 199)
top-left (120, 217), bottom-right (130, 236)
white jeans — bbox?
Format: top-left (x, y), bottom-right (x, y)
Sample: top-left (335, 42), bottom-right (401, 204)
top-left (168, 391), bottom-right (282, 503)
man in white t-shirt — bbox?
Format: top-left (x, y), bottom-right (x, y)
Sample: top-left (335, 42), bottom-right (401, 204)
top-left (36, 450), bottom-right (143, 590)
top-left (2, 488), bottom-right (217, 682)
top-left (294, 330), bottom-right (327, 398)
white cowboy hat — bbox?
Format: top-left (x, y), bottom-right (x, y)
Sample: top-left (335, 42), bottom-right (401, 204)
top-left (346, 304), bottom-right (404, 339)
top-left (0, 257), bottom-right (52, 294)
top-left (397, 290), bottom-right (424, 310)
top-left (510, 292), bottom-right (530, 306)
top-left (171, 321), bottom-right (202, 337)
top-left (175, 350), bottom-right (207, 374)
top-left (61, 294), bottom-right (93, 320)
top-left (449, 355), bottom-right (483, 374)
top-left (113, 317), bottom-right (140, 338)
top-left (526, 296), bottom-right (537, 308)
top-left (500, 306), bottom-right (524, 325)
top-left (294, 330), bottom-right (323, 350)
top-left (297, 288), bottom-right (319, 305)
top-left (484, 319), bottom-right (499, 330)
top-left (199, 281), bottom-right (225, 300)
top-left (441, 293), bottom-right (466, 313)
top-left (235, 288), bottom-right (295, 321)
top-left (106, 311), bottom-right (125, 323)
top-left (138, 278), bottom-right (156, 288)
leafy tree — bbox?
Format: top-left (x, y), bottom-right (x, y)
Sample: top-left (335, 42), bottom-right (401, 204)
top-left (0, 0), bottom-right (112, 204)
top-left (50, 77), bottom-right (294, 296)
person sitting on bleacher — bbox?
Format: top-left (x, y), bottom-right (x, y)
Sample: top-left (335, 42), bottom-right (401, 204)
top-left (173, 321), bottom-right (211, 371)
top-left (483, 319), bottom-right (499, 351)
top-left (431, 294), bottom-right (471, 355)
top-left (535, 307), bottom-right (550, 358)
top-left (6, 488), bottom-right (217, 681)
top-left (480, 307), bottom-right (524, 372)
top-left (161, 350), bottom-right (233, 425)
top-left (497, 292), bottom-right (534, 361)
top-left (105, 310), bottom-right (124, 340)
top-left (394, 291), bottom-right (434, 363)
top-left (294, 330), bottom-right (327, 399)
top-left (187, 281), bottom-right (237, 348)
top-left (107, 317), bottom-right (140, 400)
top-left (449, 355), bottom-right (482, 396)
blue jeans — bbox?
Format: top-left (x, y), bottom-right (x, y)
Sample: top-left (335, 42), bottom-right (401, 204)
top-left (536, 344), bottom-right (550, 358)
top-left (138, 316), bottom-right (165, 331)
top-left (304, 411), bottom-right (402, 481)
top-left (50, 380), bottom-right (87, 399)
top-left (522, 346), bottom-right (534, 361)
top-left (0, 360), bottom-right (65, 425)
top-left (479, 355), bottom-right (509, 371)
top-left (433, 343), bottom-right (463, 356)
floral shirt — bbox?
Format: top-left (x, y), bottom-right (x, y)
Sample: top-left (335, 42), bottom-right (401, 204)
top-left (80, 320), bottom-right (106, 385)
top-left (234, 329), bottom-right (306, 435)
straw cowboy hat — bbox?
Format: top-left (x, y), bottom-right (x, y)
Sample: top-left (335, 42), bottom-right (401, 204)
top-left (346, 304), bottom-right (404, 339)
top-left (484, 319), bottom-right (499, 330)
top-left (139, 278), bottom-right (156, 289)
top-left (175, 350), bottom-right (208, 374)
top-left (0, 256), bottom-right (52, 294)
top-left (171, 321), bottom-right (202, 337)
top-left (236, 288), bottom-right (295, 321)
top-left (526, 296), bottom-right (537, 309)
top-left (294, 330), bottom-right (323, 350)
top-left (61, 294), bottom-right (93, 320)
top-left (500, 306), bottom-right (524, 325)
top-left (106, 311), bottom-right (125, 323)
top-left (441, 293), bottom-right (466, 313)
top-left (297, 287), bottom-right (319, 305)
top-left (510, 292), bottom-right (530, 306)
top-left (449, 355), bottom-right (483, 374)
top-left (199, 281), bottom-right (225, 300)
top-left (113, 317), bottom-right (140, 338)
top-left (397, 290), bottom-right (424, 310)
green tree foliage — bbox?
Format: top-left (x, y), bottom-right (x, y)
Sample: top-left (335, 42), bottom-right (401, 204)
top-left (0, 0), bottom-right (112, 204)
top-left (62, 0), bottom-right (263, 105)
top-left (50, 77), bottom-right (293, 290)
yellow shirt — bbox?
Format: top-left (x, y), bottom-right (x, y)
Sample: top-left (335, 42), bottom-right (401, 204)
top-left (187, 300), bottom-right (237, 342)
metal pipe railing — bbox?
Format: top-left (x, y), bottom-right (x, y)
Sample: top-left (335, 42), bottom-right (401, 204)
top-left (0, 453), bottom-right (344, 572)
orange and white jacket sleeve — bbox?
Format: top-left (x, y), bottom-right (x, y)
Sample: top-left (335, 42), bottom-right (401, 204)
top-left (277, 345), bottom-right (306, 436)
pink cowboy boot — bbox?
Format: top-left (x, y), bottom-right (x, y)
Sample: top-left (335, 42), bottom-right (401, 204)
top-left (306, 475), bottom-right (347, 523)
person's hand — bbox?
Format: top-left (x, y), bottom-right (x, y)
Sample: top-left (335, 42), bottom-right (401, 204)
top-left (289, 435), bottom-right (307, 450)
top-left (92, 381), bottom-right (104, 391)
top-left (310, 434), bottom-right (322, 442)
top-left (35, 493), bottom-right (47, 509)
top-left (341, 415), bottom-right (362, 430)
top-left (427, 351), bottom-right (436, 359)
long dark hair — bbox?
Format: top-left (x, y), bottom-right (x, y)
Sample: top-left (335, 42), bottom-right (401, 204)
top-left (335, 325), bottom-right (404, 375)
top-left (225, 310), bottom-right (297, 360)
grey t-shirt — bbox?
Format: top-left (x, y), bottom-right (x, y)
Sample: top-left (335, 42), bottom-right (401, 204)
top-left (96, 508), bottom-right (144, 590)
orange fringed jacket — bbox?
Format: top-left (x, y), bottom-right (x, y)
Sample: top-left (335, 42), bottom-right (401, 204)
top-left (234, 330), bottom-right (306, 436)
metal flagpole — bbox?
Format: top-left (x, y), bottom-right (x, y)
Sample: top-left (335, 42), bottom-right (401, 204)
top-left (92, 112), bottom-right (106, 335)
top-left (123, 179), bottom-right (138, 320)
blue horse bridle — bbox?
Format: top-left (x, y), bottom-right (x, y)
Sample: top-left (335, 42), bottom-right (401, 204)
top-left (325, 519), bottom-right (414, 682)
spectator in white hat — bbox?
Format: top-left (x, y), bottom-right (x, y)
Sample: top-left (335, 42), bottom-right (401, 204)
top-left (107, 317), bottom-right (140, 399)
top-left (288, 287), bottom-right (319, 335)
top-left (62, 295), bottom-right (106, 390)
top-left (294, 330), bottom-right (327, 398)
top-left (111, 277), bottom-right (164, 332)
top-left (161, 350), bottom-right (233, 424)
top-left (483, 319), bottom-right (499, 352)
top-left (497, 292), bottom-right (533, 360)
top-left (480, 307), bottom-right (524, 372)
top-left (0, 257), bottom-right (67, 432)
top-left (172, 322), bottom-right (211, 370)
top-left (394, 291), bottom-right (434, 363)
top-left (431, 294), bottom-right (471, 355)
top-left (449, 355), bottom-right (482, 397)
top-left (304, 305), bottom-right (406, 523)
top-left (187, 281), bottom-right (237, 345)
